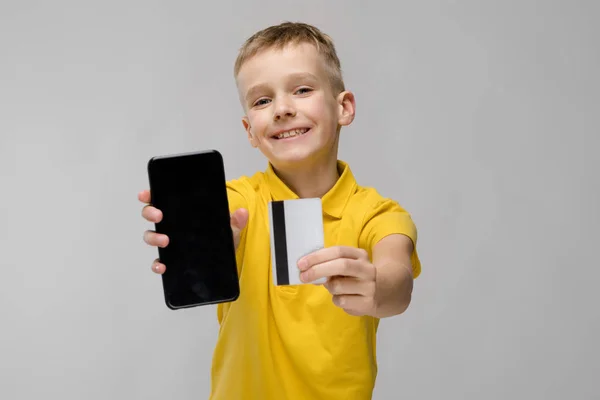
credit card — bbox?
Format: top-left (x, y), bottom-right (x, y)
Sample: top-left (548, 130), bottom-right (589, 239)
top-left (268, 198), bottom-right (326, 286)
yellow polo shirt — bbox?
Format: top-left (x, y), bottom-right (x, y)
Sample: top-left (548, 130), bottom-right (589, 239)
top-left (209, 160), bottom-right (420, 400)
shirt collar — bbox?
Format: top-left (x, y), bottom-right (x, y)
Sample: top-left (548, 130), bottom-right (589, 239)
top-left (264, 160), bottom-right (357, 219)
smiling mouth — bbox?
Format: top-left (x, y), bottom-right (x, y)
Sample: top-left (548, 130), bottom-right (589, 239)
top-left (273, 128), bottom-right (310, 139)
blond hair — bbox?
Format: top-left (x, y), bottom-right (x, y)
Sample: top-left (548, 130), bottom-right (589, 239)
top-left (234, 22), bottom-right (345, 93)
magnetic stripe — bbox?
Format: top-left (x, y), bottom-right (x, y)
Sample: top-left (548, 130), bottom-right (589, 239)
top-left (271, 201), bottom-right (289, 285)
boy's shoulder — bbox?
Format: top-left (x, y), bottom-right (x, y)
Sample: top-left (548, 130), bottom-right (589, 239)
top-left (343, 170), bottom-right (418, 249)
top-left (351, 182), bottom-right (403, 211)
top-left (225, 169), bottom-right (270, 211)
top-left (347, 182), bottom-right (416, 235)
top-left (342, 163), bottom-right (413, 222)
top-left (226, 170), bottom-right (267, 196)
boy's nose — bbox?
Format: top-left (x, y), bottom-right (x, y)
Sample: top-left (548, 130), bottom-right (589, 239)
top-left (273, 99), bottom-right (296, 120)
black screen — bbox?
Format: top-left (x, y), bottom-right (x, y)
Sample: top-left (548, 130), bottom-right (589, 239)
top-left (147, 150), bottom-right (239, 309)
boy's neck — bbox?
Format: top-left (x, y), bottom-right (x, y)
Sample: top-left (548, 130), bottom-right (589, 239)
top-left (271, 156), bottom-right (340, 199)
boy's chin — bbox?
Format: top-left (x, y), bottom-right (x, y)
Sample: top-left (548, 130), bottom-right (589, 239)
top-left (267, 149), bottom-right (321, 168)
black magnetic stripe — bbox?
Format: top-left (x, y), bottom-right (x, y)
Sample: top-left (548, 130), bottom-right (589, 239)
top-left (271, 201), bottom-right (289, 285)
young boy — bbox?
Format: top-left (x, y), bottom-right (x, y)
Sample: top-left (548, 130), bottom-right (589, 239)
top-left (139, 22), bottom-right (421, 400)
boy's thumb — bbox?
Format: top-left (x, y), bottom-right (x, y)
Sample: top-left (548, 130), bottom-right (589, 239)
top-left (230, 208), bottom-right (249, 232)
top-left (230, 208), bottom-right (248, 249)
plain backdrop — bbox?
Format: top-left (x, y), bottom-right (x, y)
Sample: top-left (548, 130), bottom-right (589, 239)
top-left (1, 1), bottom-right (598, 399)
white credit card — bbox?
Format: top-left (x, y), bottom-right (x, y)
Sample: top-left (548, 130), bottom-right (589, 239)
top-left (268, 198), bottom-right (326, 286)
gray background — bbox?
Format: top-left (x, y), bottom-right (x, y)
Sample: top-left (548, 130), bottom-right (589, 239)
top-left (1, 1), bottom-right (598, 399)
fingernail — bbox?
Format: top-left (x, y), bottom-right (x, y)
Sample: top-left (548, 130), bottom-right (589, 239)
top-left (297, 259), bottom-right (307, 270)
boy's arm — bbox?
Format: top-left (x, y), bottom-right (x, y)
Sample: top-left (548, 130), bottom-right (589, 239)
top-left (358, 199), bottom-right (420, 318)
top-left (369, 233), bottom-right (414, 318)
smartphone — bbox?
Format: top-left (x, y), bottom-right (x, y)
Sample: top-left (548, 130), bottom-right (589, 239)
top-left (147, 149), bottom-right (240, 309)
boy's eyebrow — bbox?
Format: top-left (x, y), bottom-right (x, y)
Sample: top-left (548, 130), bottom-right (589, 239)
top-left (287, 72), bottom-right (319, 83)
top-left (245, 83), bottom-right (269, 104)
top-left (244, 72), bottom-right (320, 103)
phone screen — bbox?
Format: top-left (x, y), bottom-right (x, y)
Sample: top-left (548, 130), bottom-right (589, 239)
top-left (147, 150), bottom-right (239, 309)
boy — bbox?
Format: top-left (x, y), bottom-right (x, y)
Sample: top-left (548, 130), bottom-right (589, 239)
top-left (139, 22), bottom-right (421, 400)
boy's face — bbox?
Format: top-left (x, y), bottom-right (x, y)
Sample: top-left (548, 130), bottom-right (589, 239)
top-left (236, 42), bottom-right (355, 169)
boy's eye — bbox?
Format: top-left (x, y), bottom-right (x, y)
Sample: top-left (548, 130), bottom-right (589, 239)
top-left (253, 98), bottom-right (271, 107)
top-left (295, 87), bottom-right (312, 94)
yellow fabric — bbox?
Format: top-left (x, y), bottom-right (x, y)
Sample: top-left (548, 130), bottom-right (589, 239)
top-left (209, 160), bottom-right (420, 400)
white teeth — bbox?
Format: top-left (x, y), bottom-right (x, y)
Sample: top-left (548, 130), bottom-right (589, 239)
top-left (276, 128), bottom-right (308, 139)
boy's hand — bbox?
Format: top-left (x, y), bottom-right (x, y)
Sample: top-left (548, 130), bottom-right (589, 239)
top-left (297, 246), bottom-right (377, 317)
top-left (138, 190), bottom-right (249, 275)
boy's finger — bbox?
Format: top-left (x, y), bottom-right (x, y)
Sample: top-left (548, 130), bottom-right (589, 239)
top-left (138, 190), bottom-right (151, 204)
top-left (230, 208), bottom-right (249, 249)
top-left (151, 259), bottom-right (166, 274)
top-left (143, 230), bottom-right (169, 247)
top-left (300, 259), bottom-right (373, 283)
top-left (230, 208), bottom-right (249, 233)
top-left (142, 205), bottom-right (162, 223)
top-left (324, 276), bottom-right (370, 296)
top-left (298, 246), bottom-right (367, 271)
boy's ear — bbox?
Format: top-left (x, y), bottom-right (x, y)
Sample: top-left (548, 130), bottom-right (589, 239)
top-left (242, 116), bottom-right (258, 148)
top-left (336, 91), bottom-right (356, 127)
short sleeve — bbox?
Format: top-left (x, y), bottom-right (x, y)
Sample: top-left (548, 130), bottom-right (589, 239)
top-left (358, 199), bottom-right (421, 278)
